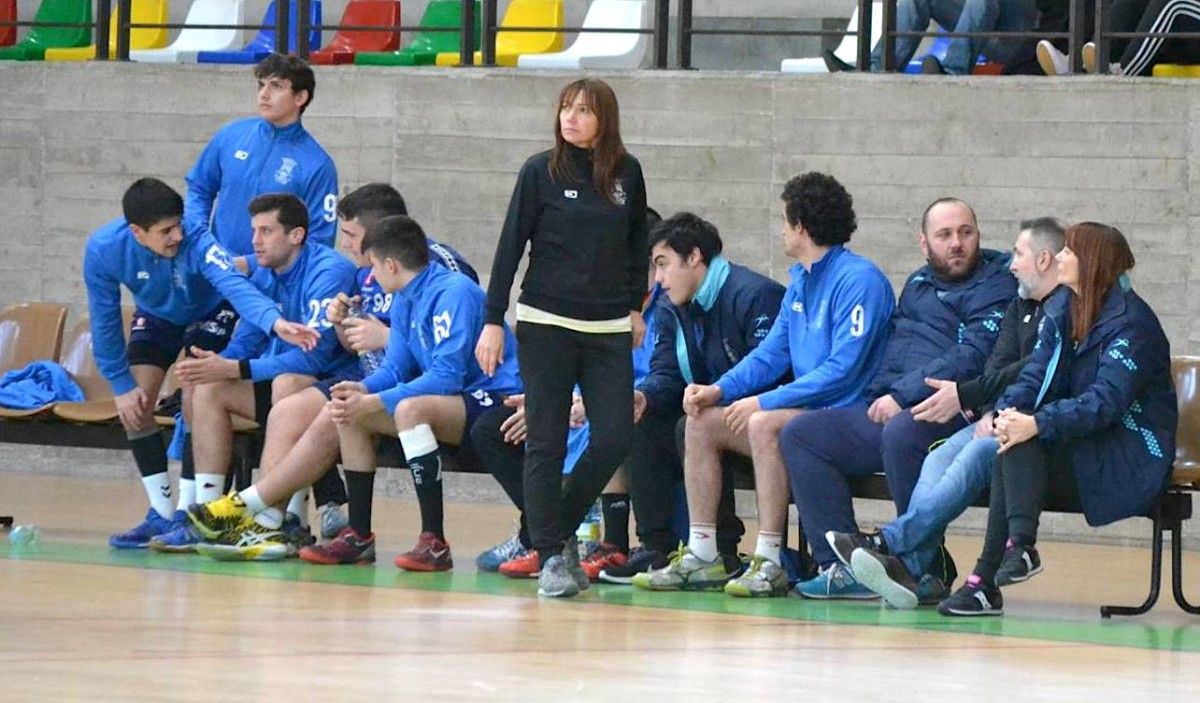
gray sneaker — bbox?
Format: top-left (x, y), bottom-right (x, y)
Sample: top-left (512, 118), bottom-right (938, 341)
top-left (318, 502), bottom-right (349, 540)
top-left (724, 555), bottom-right (789, 598)
top-left (538, 555), bottom-right (581, 598)
top-left (631, 546), bottom-right (738, 591)
top-left (850, 547), bottom-right (920, 609)
top-left (562, 536), bottom-right (590, 592)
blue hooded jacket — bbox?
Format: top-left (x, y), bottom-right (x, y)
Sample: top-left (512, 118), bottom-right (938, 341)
top-left (219, 241), bottom-right (358, 381)
top-left (84, 218), bottom-right (286, 395)
top-left (868, 249), bottom-right (1016, 406)
top-left (363, 264), bottom-right (522, 415)
top-left (716, 246), bottom-right (896, 410)
top-left (638, 259), bottom-right (785, 415)
top-left (185, 117), bottom-right (338, 256)
top-left (996, 285), bottom-right (1177, 525)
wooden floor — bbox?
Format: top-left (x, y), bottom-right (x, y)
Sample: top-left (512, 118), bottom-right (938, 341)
top-left (4, 472), bottom-right (1200, 701)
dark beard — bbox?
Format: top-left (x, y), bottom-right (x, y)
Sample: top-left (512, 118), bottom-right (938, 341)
top-left (928, 250), bottom-right (980, 282)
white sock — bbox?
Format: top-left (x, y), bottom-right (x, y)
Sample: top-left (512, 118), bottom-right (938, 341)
top-left (397, 423), bottom-right (439, 458)
top-left (141, 473), bottom-right (173, 519)
top-left (755, 532), bottom-right (783, 566)
top-left (687, 523), bottom-right (718, 563)
top-left (196, 473), bottom-right (224, 503)
top-left (254, 507), bottom-right (284, 530)
top-left (176, 478), bottom-right (196, 512)
top-left (286, 490), bottom-right (309, 527)
top-left (238, 485), bottom-right (268, 514)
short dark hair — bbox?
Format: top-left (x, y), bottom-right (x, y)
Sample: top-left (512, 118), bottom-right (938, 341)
top-left (1019, 216), bottom-right (1066, 255)
top-left (122, 178), bottom-right (183, 229)
top-left (921, 197), bottom-right (977, 234)
top-left (648, 212), bottom-right (724, 265)
top-left (337, 183), bottom-right (409, 232)
top-left (254, 54), bottom-right (315, 114)
top-left (361, 215), bottom-right (431, 271)
top-left (781, 172), bottom-right (857, 247)
top-left (248, 193), bottom-right (309, 241)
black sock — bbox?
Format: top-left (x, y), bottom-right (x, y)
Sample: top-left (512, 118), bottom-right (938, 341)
top-left (345, 470), bottom-right (375, 537)
top-left (601, 493), bottom-right (631, 552)
top-left (129, 432), bottom-right (167, 478)
top-left (409, 450), bottom-right (444, 538)
top-left (518, 515), bottom-right (532, 549)
top-left (180, 433), bottom-right (194, 481)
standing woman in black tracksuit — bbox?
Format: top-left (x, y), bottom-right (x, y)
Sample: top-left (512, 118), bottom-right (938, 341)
top-left (475, 78), bottom-right (649, 598)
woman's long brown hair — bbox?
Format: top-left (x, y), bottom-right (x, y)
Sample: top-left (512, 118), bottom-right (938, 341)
top-left (1064, 222), bottom-right (1135, 344)
top-left (549, 79), bottom-right (627, 204)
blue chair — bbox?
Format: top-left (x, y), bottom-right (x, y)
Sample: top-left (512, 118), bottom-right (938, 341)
top-left (197, 0), bottom-right (322, 64)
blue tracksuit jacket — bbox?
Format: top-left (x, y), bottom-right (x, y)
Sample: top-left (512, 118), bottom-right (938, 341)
top-left (185, 117), bottom-right (338, 256)
top-left (996, 284), bottom-right (1177, 525)
top-left (716, 246), bottom-right (896, 410)
top-left (84, 218), bottom-right (285, 395)
top-left (362, 264), bottom-right (522, 415)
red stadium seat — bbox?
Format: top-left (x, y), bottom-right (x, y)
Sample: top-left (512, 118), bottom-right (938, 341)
top-left (0, 0), bottom-right (16, 46)
top-left (309, 0), bottom-right (401, 65)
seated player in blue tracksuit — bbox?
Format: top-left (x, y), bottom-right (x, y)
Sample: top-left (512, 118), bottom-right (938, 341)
top-left (169, 193), bottom-right (356, 555)
top-left (926, 222), bottom-right (1176, 616)
top-left (781, 197), bottom-right (1017, 601)
top-left (185, 55), bottom-right (338, 258)
top-left (632, 173), bottom-right (895, 597)
top-left (214, 182), bottom-right (480, 547)
top-left (188, 215), bottom-right (520, 564)
top-left (88, 178), bottom-right (318, 550)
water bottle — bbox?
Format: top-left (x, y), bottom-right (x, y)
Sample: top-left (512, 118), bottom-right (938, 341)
top-left (347, 299), bottom-right (386, 376)
top-left (575, 500), bottom-right (602, 556)
top-left (8, 525), bottom-right (40, 547)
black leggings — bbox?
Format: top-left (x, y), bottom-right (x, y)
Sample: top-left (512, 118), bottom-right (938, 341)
top-left (517, 322), bottom-right (633, 565)
top-left (973, 438), bottom-right (1079, 582)
top-left (470, 403), bottom-right (532, 547)
top-left (1107, 0), bottom-right (1200, 75)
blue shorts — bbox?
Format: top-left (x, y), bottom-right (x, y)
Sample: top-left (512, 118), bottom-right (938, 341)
top-left (313, 370), bottom-right (363, 400)
top-left (126, 302), bottom-right (238, 370)
top-left (378, 389), bottom-right (505, 455)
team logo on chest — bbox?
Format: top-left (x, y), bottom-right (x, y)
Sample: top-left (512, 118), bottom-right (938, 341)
top-left (611, 181), bottom-right (626, 206)
top-left (234, 150), bottom-right (249, 161)
top-left (274, 157), bottom-right (298, 185)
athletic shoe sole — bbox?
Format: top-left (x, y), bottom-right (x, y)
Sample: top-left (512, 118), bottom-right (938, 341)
top-left (597, 570), bottom-right (636, 585)
top-left (148, 541), bottom-right (197, 554)
top-left (997, 563), bottom-right (1043, 587)
top-left (851, 549), bottom-right (918, 610)
top-left (938, 604), bottom-right (1004, 617)
top-left (195, 542), bottom-right (288, 562)
top-left (724, 582), bottom-right (788, 598)
top-left (298, 548), bottom-right (375, 565)
top-left (394, 556), bottom-right (453, 572)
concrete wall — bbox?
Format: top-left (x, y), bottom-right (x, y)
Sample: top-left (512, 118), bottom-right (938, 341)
top-left (2, 63), bottom-right (1197, 355)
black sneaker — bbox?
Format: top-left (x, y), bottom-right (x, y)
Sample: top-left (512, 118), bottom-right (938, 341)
top-left (850, 547), bottom-right (920, 609)
top-left (823, 49), bottom-right (855, 73)
top-left (937, 578), bottom-right (1004, 617)
top-left (931, 543), bottom-right (958, 587)
top-left (995, 544), bottom-right (1043, 586)
top-left (914, 574), bottom-right (951, 605)
top-left (921, 56), bottom-right (947, 74)
top-left (826, 530), bottom-right (887, 568)
top-left (598, 547), bottom-right (668, 584)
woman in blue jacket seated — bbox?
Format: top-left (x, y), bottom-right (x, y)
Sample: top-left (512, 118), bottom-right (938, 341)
top-left (936, 222), bottom-right (1177, 616)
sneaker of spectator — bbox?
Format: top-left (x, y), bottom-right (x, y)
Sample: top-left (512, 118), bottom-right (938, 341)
top-left (937, 575), bottom-right (1004, 616)
top-left (394, 532), bottom-right (453, 572)
top-left (318, 502), bottom-right (349, 540)
top-left (794, 562), bottom-right (879, 600)
top-left (995, 543), bottom-right (1043, 586)
top-left (580, 542), bottom-right (628, 582)
top-left (1036, 40), bottom-right (1069, 75)
top-left (499, 550), bottom-right (540, 578)
top-left (598, 546), bottom-right (669, 584)
top-left (476, 533), bottom-right (529, 572)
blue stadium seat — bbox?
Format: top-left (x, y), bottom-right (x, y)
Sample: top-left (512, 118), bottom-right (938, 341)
top-left (197, 0), bottom-right (322, 64)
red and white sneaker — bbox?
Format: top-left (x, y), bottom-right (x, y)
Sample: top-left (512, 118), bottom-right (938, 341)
top-left (580, 542), bottom-right (628, 582)
top-left (393, 531), bottom-right (454, 572)
top-left (498, 549), bottom-right (540, 578)
top-left (298, 527), bottom-right (376, 565)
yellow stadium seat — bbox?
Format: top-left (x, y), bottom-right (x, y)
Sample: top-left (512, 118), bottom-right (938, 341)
top-left (44, 0), bottom-right (169, 61)
top-left (435, 0), bottom-right (563, 67)
top-left (1151, 64), bottom-right (1200, 78)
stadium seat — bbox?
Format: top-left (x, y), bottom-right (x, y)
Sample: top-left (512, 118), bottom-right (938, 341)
top-left (309, 0), bottom-right (401, 65)
top-left (1, 0), bottom-right (16, 47)
top-left (196, 0), bottom-right (322, 64)
top-left (780, 2), bottom-right (882, 74)
top-left (1153, 64), bottom-right (1200, 78)
top-left (131, 0), bottom-right (246, 63)
top-left (0, 303), bottom-right (68, 374)
top-left (518, 0), bottom-right (650, 69)
top-left (355, 0), bottom-right (476, 66)
top-left (0, 0), bottom-right (91, 61)
top-left (435, 0), bottom-right (563, 67)
top-left (51, 310), bottom-right (135, 424)
top-left (43, 0), bottom-right (168, 61)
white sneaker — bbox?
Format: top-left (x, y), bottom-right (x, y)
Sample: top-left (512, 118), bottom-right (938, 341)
top-left (1036, 40), bottom-right (1068, 76)
top-left (1082, 42), bottom-right (1097, 74)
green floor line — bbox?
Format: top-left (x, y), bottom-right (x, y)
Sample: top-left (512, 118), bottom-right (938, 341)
top-left (5, 540), bottom-right (1200, 653)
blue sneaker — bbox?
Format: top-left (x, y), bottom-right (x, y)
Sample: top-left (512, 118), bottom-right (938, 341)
top-left (149, 512), bottom-right (203, 553)
top-left (794, 562), bottom-right (880, 600)
top-left (109, 508), bottom-right (174, 549)
top-left (475, 534), bottom-right (529, 572)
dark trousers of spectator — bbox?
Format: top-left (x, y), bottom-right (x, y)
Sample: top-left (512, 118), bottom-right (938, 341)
top-left (517, 322), bottom-right (633, 567)
top-left (781, 406), bottom-right (965, 568)
top-left (625, 409), bottom-right (744, 556)
top-left (311, 466), bottom-right (348, 506)
top-left (470, 403), bottom-right (533, 547)
top-left (1110, 0), bottom-right (1200, 75)
top-left (1002, 0), bottom-right (1095, 74)
top-left (972, 439), bottom-right (1078, 582)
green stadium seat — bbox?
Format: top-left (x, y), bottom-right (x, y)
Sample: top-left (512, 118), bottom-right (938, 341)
top-left (355, 0), bottom-right (477, 66)
top-left (0, 0), bottom-right (91, 61)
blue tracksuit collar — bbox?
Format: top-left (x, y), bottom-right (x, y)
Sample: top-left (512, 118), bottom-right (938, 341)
top-left (396, 264), bottom-right (440, 302)
top-left (258, 118), bottom-right (307, 141)
top-left (790, 245), bottom-right (844, 283)
top-left (693, 256), bottom-right (731, 312)
top-left (271, 242), bottom-right (311, 285)
top-left (912, 248), bottom-right (1010, 289)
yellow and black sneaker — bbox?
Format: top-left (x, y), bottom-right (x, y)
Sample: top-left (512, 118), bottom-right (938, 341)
top-left (186, 491), bottom-right (250, 541)
top-left (194, 517), bottom-right (290, 562)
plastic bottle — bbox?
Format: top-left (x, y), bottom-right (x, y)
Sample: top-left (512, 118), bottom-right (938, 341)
top-left (347, 299), bottom-right (387, 376)
top-left (8, 525), bottom-right (40, 547)
top-left (575, 500), bottom-right (602, 556)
